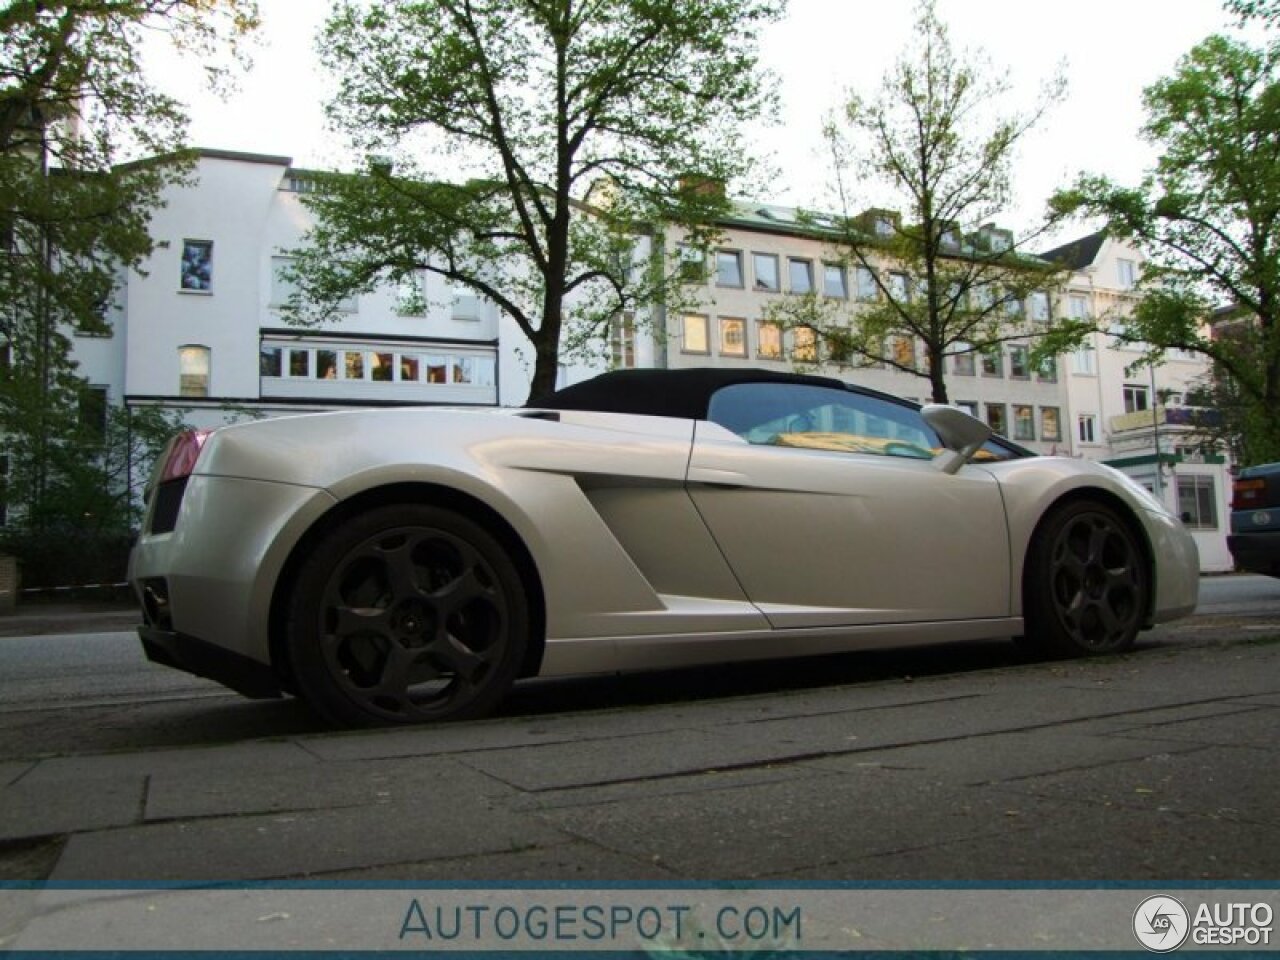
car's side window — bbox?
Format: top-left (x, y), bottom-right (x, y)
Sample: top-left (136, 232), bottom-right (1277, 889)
top-left (708, 382), bottom-right (941, 460)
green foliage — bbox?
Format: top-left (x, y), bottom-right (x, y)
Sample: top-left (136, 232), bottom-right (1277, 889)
top-left (795, 0), bottom-right (1066, 404)
top-left (0, 0), bottom-right (257, 536)
top-left (1050, 33), bottom-right (1280, 465)
top-left (292, 0), bottom-right (784, 400)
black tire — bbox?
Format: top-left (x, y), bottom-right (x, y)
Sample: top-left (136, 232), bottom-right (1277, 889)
top-left (286, 504), bottom-right (528, 726)
top-left (1022, 500), bottom-right (1150, 658)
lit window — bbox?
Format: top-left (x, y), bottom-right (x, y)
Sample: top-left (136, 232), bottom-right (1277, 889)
top-left (752, 253), bottom-right (779, 292)
top-left (716, 250), bottom-right (743, 287)
top-left (823, 263), bottom-right (847, 299)
top-left (788, 258), bottom-right (814, 294)
top-left (683, 314), bottom-right (710, 353)
top-left (891, 335), bottom-right (915, 369)
top-left (426, 356), bottom-right (448, 383)
top-left (1078, 414), bottom-right (1096, 444)
top-left (986, 403), bottom-right (1007, 435)
top-left (180, 240), bottom-right (213, 292)
top-left (757, 321), bottom-right (782, 359)
top-left (317, 350), bottom-right (337, 379)
top-left (178, 346), bottom-right (210, 398)
top-left (371, 352), bottom-right (394, 382)
top-left (719, 317), bottom-right (747, 357)
top-left (1177, 475), bottom-right (1218, 529)
top-left (399, 354), bottom-right (421, 382)
top-left (793, 326), bottom-right (818, 362)
top-left (344, 351), bottom-right (365, 380)
top-left (1041, 407), bottom-right (1062, 442)
top-left (1013, 404), bottom-right (1035, 441)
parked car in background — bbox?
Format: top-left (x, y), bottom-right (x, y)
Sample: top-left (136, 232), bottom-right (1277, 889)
top-left (1228, 462), bottom-right (1280, 577)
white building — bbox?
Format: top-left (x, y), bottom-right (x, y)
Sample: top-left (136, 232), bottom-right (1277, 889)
top-left (1041, 231), bottom-right (1232, 571)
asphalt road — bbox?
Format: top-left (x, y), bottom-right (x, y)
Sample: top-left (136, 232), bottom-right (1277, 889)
top-left (0, 575), bottom-right (1276, 760)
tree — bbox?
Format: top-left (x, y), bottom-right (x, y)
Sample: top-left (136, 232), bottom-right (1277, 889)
top-left (0, 0), bottom-right (258, 529)
top-left (1047, 34), bottom-right (1280, 465)
top-left (290, 0), bottom-right (783, 401)
top-left (775, 0), bottom-right (1064, 405)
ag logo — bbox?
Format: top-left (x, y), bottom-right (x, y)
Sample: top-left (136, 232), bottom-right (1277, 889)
top-left (1134, 895), bottom-right (1190, 952)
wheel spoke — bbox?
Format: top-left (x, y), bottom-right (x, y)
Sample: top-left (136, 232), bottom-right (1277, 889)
top-left (376, 537), bottom-right (425, 603)
top-left (332, 604), bottom-right (390, 637)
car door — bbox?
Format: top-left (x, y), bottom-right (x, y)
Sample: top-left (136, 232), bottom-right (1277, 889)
top-left (686, 381), bottom-right (1011, 629)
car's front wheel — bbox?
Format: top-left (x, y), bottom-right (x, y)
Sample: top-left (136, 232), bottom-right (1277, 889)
top-left (1023, 500), bottom-right (1150, 657)
top-left (287, 504), bottom-right (528, 726)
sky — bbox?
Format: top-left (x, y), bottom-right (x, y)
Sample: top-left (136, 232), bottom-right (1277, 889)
top-left (149, 0), bottom-right (1255, 244)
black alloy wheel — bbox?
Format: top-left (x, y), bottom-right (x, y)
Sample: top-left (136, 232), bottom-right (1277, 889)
top-left (288, 504), bottom-right (528, 726)
top-left (1023, 500), bottom-right (1150, 657)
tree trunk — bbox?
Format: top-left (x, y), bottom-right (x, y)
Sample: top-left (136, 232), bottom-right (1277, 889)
top-left (928, 343), bottom-right (948, 405)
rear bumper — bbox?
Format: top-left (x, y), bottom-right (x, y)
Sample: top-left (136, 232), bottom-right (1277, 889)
top-left (139, 625), bottom-right (282, 699)
top-left (1227, 531), bottom-right (1280, 577)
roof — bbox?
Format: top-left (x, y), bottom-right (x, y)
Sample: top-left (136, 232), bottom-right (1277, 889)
top-left (1039, 230), bottom-right (1106, 270)
top-left (529, 368), bottom-right (848, 421)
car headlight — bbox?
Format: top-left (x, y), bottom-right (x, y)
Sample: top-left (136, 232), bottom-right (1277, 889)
top-left (1103, 465), bottom-right (1174, 518)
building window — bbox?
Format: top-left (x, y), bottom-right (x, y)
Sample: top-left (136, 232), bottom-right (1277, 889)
top-left (399, 354), bottom-right (421, 382)
top-left (855, 266), bottom-right (878, 301)
top-left (956, 400), bottom-right (978, 418)
top-left (891, 335), bottom-right (916, 370)
top-left (953, 344), bottom-right (975, 376)
top-left (788, 258), bottom-right (814, 294)
top-left (317, 349), bottom-right (337, 379)
top-left (344, 350), bottom-right (365, 379)
top-left (752, 253), bottom-right (779, 292)
top-left (396, 271), bottom-right (428, 315)
top-left (370, 352), bottom-right (394, 382)
top-left (1123, 383), bottom-right (1150, 413)
top-left (823, 263), bottom-right (847, 299)
top-left (715, 250), bottom-right (743, 288)
top-left (1037, 355), bottom-right (1058, 382)
top-left (259, 345), bottom-right (282, 377)
top-left (1177, 475), bottom-right (1218, 529)
top-left (793, 326), bottom-right (818, 362)
top-left (1069, 294), bottom-right (1088, 320)
top-left (287, 347), bottom-right (310, 378)
top-left (1117, 258), bottom-right (1137, 289)
top-left (178, 346), bottom-right (210, 398)
top-left (1004, 293), bottom-right (1024, 319)
top-left (757, 321), bottom-right (782, 359)
top-left (1009, 345), bottom-right (1030, 379)
top-left (1041, 407), bottom-right (1062, 442)
top-left (874, 216), bottom-right (894, 237)
top-left (719, 317), bottom-right (747, 357)
top-left (677, 244), bottom-right (705, 282)
top-left (1030, 291), bottom-right (1050, 323)
top-left (981, 347), bottom-right (1002, 378)
top-left (1072, 345), bottom-right (1096, 375)
top-left (610, 312), bottom-right (636, 368)
top-left (683, 313), bottom-right (710, 353)
top-left (887, 271), bottom-right (910, 302)
top-left (1012, 404), bottom-right (1035, 441)
top-left (78, 385), bottom-right (109, 442)
top-left (180, 240), bottom-right (213, 292)
top-left (1078, 414), bottom-right (1097, 444)
top-left (986, 403), bottom-right (1007, 436)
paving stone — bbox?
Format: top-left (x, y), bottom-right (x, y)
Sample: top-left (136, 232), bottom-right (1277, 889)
top-left (0, 775), bottom-right (144, 842)
top-left (780, 803), bottom-right (1280, 881)
top-left (19, 741), bottom-right (317, 786)
top-left (803, 730), bottom-right (1206, 786)
top-left (535, 770), bottom-right (1079, 879)
top-left (50, 798), bottom-right (568, 882)
top-left (144, 755), bottom-right (512, 821)
top-left (993, 744), bottom-right (1280, 827)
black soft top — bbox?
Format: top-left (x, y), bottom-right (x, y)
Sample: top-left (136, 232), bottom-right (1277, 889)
top-left (529, 368), bottom-right (850, 420)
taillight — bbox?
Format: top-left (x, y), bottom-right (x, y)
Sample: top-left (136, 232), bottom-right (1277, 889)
top-left (1233, 477), bottom-right (1266, 509)
top-left (159, 429), bottom-right (214, 484)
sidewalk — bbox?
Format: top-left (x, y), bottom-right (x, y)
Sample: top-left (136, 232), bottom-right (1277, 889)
top-left (2, 629), bottom-right (1278, 884)
top-left (0, 601), bottom-right (139, 638)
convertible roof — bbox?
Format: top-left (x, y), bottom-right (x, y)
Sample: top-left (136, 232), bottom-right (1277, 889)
top-left (529, 368), bottom-right (848, 421)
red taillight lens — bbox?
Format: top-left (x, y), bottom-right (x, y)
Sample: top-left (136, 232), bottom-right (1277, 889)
top-left (1233, 477), bottom-right (1266, 509)
top-left (159, 429), bottom-right (213, 483)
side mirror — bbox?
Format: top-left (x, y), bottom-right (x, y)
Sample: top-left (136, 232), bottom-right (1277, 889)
top-left (922, 404), bottom-right (993, 475)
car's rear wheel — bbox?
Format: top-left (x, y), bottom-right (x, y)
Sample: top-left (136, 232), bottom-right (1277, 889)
top-left (1023, 500), bottom-right (1149, 657)
top-left (287, 504), bottom-right (528, 726)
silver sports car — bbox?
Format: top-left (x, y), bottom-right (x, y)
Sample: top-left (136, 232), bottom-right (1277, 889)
top-left (130, 368), bottom-right (1199, 726)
